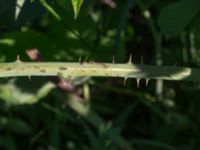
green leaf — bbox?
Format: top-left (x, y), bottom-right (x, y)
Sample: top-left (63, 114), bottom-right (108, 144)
top-left (158, 0), bottom-right (200, 38)
top-left (0, 116), bottom-right (32, 134)
top-left (71, 0), bottom-right (84, 19)
top-left (0, 78), bottom-right (55, 105)
top-left (0, 0), bottom-right (15, 27)
top-left (15, 0), bottom-right (26, 20)
top-left (39, 0), bottom-right (61, 20)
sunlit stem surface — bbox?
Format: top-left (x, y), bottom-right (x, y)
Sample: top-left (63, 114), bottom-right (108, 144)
top-left (0, 61), bottom-right (199, 82)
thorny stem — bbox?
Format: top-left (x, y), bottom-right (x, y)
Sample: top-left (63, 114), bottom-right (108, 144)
top-left (0, 59), bottom-right (200, 82)
top-left (136, 0), bottom-right (163, 99)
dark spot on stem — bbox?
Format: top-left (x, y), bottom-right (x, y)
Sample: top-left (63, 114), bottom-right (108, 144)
top-left (59, 66), bottom-right (68, 70)
top-left (40, 69), bottom-right (46, 73)
top-left (105, 73), bottom-right (109, 76)
top-left (34, 65), bottom-right (40, 69)
top-left (6, 68), bottom-right (11, 71)
top-left (99, 63), bottom-right (109, 68)
top-left (88, 61), bottom-right (95, 64)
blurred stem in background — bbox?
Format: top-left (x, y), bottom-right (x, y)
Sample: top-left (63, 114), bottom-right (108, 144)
top-left (113, 0), bottom-right (134, 61)
top-left (136, 0), bottom-right (163, 101)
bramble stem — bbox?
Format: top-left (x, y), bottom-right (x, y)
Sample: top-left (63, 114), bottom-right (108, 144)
top-left (0, 61), bottom-right (199, 82)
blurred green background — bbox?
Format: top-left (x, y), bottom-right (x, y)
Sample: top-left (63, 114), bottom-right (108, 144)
top-left (0, 0), bottom-right (200, 149)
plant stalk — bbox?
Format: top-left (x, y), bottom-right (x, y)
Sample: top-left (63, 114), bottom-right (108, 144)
top-left (0, 61), bottom-right (199, 82)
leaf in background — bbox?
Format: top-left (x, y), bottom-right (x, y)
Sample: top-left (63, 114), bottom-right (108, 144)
top-left (15, 0), bottom-right (45, 27)
top-left (0, 78), bottom-right (55, 105)
top-left (0, 38), bottom-right (15, 46)
top-left (0, 0), bottom-right (15, 27)
top-left (0, 28), bottom-right (60, 61)
top-left (0, 136), bottom-right (16, 150)
top-left (15, 0), bottom-right (26, 20)
top-left (71, 0), bottom-right (84, 19)
top-left (0, 0), bottom-right (44, 28)
top-left (39, 0), bottom-right (61, 20)
top-left (0, 116), bottom-right (32, 134)
top-left (158, 0), bottom-right (200, 38)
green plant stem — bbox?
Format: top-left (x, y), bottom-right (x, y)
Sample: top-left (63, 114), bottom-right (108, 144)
top-left (0, 61), bottom-right (200, 81)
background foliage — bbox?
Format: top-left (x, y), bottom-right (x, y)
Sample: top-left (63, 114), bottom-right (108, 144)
top-left (0, 0), bottom-right (200, 149)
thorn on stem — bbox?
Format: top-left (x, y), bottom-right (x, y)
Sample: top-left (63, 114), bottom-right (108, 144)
top-left (28, 75), bottom-right (31, 81)
top-left (16, 55), bottom-right (22, 63)
top-left (67, 76), bottom-right (74, 84)
top-left (79, 56), bottom-right (82, 64)
top-left (123, 77), bottom-right (128, 86)
top-left (112, 56), bottom-right (115, 63)
top-left (128, 54), bottom-right (133, 64)
top-left (136, 78), bottom-right (140, 88)
top-left (84, 56), bottom-right (88, 63)
top-left (145, 79), bottom-right (149, 87)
